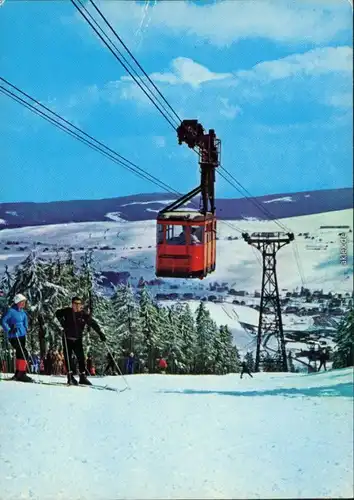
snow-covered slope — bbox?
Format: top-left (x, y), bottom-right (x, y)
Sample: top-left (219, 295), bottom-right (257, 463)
top-left (0, 209), bottom-right (352, 293)
top-left (0, 368), bottom-right (353, 499)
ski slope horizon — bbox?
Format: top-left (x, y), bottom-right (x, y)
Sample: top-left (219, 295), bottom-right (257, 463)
top-left (0, 187), bottom-right (352, 226)
top-left (0, 368), bottom-right (353, 499)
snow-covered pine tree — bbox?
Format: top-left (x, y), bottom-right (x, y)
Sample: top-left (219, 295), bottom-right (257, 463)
top-left (64, 249), bottom-right (75, 278)
top-left (1, 265), bottom-right (12, 295)
top-left (0, 266), bottom-right (13, 356)
top-left (212, 326), bottom-right (224, 374)
top-left (244, 351), bottom-right (255, 372)
top-left (111, 283), bottom-right (143, 357)
top-left (139, 286), bottom-right (160, 372)
top-left (218, 325), bottom-right (241, 373)
top-left (174, 302), bottom-right (197, 374)
top-left (76, 250), bottom-right (94, 304)
top-left (73, 250), bottom-right (103, 354)
top-left (44, 259), bottom-right (56, 283)
top-left (54, 249), bottom-right (78, 292)
top-left (8, 252), bottom-right (69, 356)
top-left (158, 304), bottom-right (184, 374)
top-left (229, 344), bottom-right (242, 373)
top-left (85, 293), bottom-right (117, 374)
top-left (332, 308), bottom-right (354, 369)
top-left (0, 265), bottom-right (12, 315)
top-left (73, 251), bottom-right (111, 367)
top-left (195, 302), bottom-right (217, 374)
top-left (206, 318), bottom-right (220, 374)
top-left (212, 325), bottom-right (238, 374)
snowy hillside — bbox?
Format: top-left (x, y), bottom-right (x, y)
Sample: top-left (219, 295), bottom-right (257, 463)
top-left (0, 187), bottom-right (352, 227)
top-left (0, 209), bottom-right (352, 294)
top-left (0, 368), bottom-right (353, 499)
top-left (0, 209), bottom-right (351, 364)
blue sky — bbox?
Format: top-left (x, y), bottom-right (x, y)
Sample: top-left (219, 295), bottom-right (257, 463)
top-left (0, 0), bottom-right (352, 203)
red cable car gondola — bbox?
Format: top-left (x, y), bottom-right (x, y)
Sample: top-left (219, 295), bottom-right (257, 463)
top-left (156, 120), bottom-right (220, 279)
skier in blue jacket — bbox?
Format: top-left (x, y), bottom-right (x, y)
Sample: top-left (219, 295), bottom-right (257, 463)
top-left (1, 293), bottom-right (34, 382)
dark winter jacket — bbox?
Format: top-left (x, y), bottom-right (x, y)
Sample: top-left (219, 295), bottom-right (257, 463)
top-left (1, 305), bottom-right (28, 339)
top-left (55, 307), bottom-right (104, 340)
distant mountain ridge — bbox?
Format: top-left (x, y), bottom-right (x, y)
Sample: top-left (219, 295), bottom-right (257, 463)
top-left (0, 187), bottom-right (352, 229)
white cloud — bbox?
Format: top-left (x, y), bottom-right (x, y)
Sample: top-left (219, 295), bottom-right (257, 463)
top-left (61, 47), bottom-right (352, 124)
top-left (97, 0), bottom-right (351, 47)
top-left (236, 46), bottom-right (353, 83)
top-left (104, 47), bottom-right (352, 113)
top-left (123, 57), bottom-right (232, 88)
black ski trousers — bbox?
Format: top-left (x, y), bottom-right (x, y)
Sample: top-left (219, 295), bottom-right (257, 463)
top-left (240, 368), bottom-right (253, 378)
top-left (318, 360), bottom-right (327, 371)
top-left (63, 337), bottom-right (86, 374)
top-left (9, 336), bottom-right (29, 361)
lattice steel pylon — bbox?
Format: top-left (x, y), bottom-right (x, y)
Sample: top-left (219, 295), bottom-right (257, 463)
top-left (242, 231), bottom-right (295, 372)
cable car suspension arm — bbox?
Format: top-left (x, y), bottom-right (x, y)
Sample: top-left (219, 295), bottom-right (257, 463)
top-left (160, 120), bottom-right (221, 215)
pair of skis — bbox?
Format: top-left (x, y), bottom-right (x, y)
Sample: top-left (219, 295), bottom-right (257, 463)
top-left (2, 378), bottom-right (126, 393)
top-left (41, 380), bottom-right (124, 392)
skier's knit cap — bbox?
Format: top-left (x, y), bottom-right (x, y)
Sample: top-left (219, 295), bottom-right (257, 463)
top-left (14, 293), bottom-right (27, 304)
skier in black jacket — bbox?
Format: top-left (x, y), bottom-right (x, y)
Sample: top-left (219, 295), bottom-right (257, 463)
top-left (55, 296), bottom-right (106, 385)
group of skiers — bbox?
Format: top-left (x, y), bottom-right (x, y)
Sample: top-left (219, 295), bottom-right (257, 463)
top-left (15, 350), bottom-right (95, 376)
top-left (1, 293), bottom-right (254, 384)
top-left (1, 294), bottom-right (106, 385)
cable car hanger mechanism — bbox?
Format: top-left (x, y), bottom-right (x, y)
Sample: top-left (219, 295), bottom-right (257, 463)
top-left (159, 120), bottom-right (221, 216)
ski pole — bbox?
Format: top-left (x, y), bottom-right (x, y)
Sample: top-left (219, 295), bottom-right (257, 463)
top-left (103, 342), bottom-right (131, 391)
top-left (62, 333), bottom-right (72, 378)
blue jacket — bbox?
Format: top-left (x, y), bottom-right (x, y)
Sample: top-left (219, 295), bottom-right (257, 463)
top-left (1, 305), bottom-right (28, 339)
top-left (126, 357), bottom-right (135, 373)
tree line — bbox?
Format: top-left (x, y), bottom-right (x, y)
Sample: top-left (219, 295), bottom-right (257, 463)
top-left (0, 249), bottom-right (352, 374)
top-left (0, 250), bottom-right (242, 374)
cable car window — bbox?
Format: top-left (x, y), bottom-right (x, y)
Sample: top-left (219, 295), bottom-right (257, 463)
top-left (157, 224), bottom-right (164, 244)
top-left (191, 226), bottom-right (203, 244)
top-left (166, 225), bottom-right (186, 245)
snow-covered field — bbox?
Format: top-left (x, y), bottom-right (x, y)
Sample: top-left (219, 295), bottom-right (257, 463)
top-left (0, 368), bottom-right (353, 499)
top-left (0, 209), bottom-right (352, 294)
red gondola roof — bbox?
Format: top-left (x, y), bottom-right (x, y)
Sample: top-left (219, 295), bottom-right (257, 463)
top-left (157, 210), bottom-right (214, 221)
